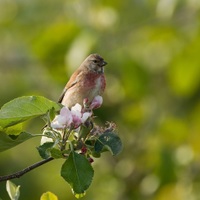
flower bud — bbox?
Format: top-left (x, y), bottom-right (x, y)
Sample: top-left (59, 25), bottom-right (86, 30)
top-left (90, 95), bottom-right (103, 110)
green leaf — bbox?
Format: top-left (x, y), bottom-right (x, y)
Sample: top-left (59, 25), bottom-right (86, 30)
top-left (61, 151), bottom-right (94, 197)
top-left (94, 132), bottom-right (123, 156)
top-left (49, 107), bottom-right (57, 121)
top-left (0, 131), bottom-right (33, 152)
top-left (0, 96), bottom-right (61, 128)
top-left (6, 180), bottom-right (20, 200)
top-left (40, 191), bottom-right (58, 200)
top-left (0, 123), bottom-right (23, 136)
top-left (37, 142), bottom-right (54, 159)
top-left (50, 148), bottom-right (64, 159)
top-left (91, 151), bottom-right (101, 158)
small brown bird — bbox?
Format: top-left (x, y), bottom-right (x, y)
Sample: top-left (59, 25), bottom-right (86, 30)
top-left (58, 54), bottom-right (107, 108)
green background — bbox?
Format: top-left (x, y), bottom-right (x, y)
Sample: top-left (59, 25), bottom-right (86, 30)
top-left (1, 0), bottom-right (200, 199)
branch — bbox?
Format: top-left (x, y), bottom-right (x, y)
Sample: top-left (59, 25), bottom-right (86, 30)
top-left (0, 157), bottom-right (54, 182)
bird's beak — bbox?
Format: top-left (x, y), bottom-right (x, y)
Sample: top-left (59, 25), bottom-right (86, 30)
top-left (102, 60), bottom-right (107, 66)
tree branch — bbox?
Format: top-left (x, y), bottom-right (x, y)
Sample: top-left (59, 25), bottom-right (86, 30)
top-left (0, 157), bottom-right (54, 182)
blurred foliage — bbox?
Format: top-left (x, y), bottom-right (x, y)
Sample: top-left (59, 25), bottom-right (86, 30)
top-left (1, 0), bottom-right (200, 199)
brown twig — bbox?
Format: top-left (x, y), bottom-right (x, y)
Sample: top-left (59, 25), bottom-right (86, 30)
top-left (0, 157), bottom-right (54, 182)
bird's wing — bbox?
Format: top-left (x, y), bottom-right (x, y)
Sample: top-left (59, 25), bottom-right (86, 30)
top-left (58, 69), bottom-right (83, 103)
top-left (57, 80), bottom-right (78, 103)
top-left (58, 87), bottom-right (67, 103)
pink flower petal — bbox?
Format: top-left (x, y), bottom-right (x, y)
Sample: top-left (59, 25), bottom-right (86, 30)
top-left (59, 107), bottom-right (72, 125)
top-left (72, 115), bottom-right (82, 128)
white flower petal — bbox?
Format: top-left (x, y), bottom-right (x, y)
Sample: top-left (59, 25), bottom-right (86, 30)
top-left (71, 103), bottom-right (82, 112)
top-left (60, 106), bottom-right (70, 115)
top-left (71, 104), bottom-right (82, 119)
top-left (40, 135), bottom-right (53, 145)
top-left (51, 106), bottom-right (73, 129)
top-left (51, 120), bottom-right (65, 129)
top-left (81, 112), bottom-right (92, 123)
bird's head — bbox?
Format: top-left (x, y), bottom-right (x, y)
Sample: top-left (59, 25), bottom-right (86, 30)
top-left (84, 54), bottom-right (107, 74)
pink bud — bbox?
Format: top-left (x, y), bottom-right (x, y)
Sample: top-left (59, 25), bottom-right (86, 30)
top-left (81, 146), bottom-right (87, 154)
top-left (90, 95), bottom-right (103, 110)
top-left (83, 98), bottom-right (89, 108)
top-left (88, 157), bottom-right (94, 163)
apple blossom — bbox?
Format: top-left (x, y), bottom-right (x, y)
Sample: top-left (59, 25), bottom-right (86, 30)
top-left (51, 107), bottom-right (72, 129)
top-left (71, 103), bottom-right (92, 128)
top-left (50, 103), bottom-right (92, 130)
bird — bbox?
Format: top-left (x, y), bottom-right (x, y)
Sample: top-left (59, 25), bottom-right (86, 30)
top-left (58, 53), bottom-right (107, 108)
top-left (41, 54), bottom-right (107, 144)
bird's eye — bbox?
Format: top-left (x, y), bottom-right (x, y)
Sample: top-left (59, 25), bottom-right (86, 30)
top-left (92, 60), bottom-right (98, 63)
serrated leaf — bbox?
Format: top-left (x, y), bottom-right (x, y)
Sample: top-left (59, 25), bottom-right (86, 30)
top-left (61, 151), bottom-right (94, 196)
top-left (94, 132), bottom-right (123, 156)
top-left (40, 191), bottom-right (58, 200)
top-left (0, 131), bottom-right (34, 152)
top-left (0, 96), bottom-right (60, 128)
top-left (37, 142), bottom-right (54, 159)
top-left (6, 180), bottom-right (20, 200)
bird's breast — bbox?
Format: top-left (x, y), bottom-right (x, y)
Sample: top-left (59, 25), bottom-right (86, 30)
top-left (84, 73), bottom-right (106, 95)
